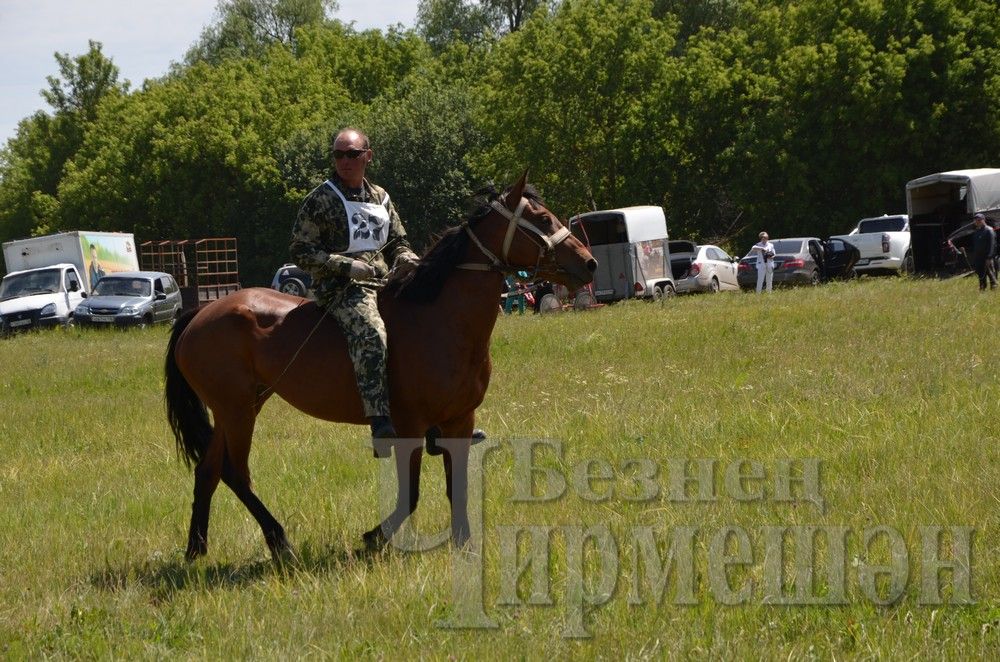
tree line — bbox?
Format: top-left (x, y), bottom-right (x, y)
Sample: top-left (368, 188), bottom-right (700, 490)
top-left (2, 0), bottom-right (998, 284)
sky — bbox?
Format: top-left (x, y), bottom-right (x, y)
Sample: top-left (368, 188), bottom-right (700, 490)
top-left (0, 0), bottom-right (421, 147)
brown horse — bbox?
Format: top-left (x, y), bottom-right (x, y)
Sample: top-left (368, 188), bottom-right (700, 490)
top-left (165, 173), bottom-right (597, 561)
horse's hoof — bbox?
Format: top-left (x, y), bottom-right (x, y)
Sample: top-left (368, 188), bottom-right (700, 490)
top-left (362, 526), bottom-right (389, 551)
top-left (452, 527), bottom-right (471, 549)
top-left (185, 533), bottom-right (207, 562)
top-left (471, 428), bottom-right (487, 444)
top-left (372, 438), bottom-right (392, 459)
top-left (271, 543), bottom-right (300, 567)
top-left (267, 531), bottom-right (297, 565)
top-left (185, 544), bottom-right (206, 562)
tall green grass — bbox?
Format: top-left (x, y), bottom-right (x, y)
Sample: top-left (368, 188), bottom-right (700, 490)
top-left (0, 277), bottom-right (997, 658)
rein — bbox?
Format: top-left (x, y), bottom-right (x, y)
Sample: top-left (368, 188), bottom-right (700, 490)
top-left (256, 278), bottom-right (387, 405)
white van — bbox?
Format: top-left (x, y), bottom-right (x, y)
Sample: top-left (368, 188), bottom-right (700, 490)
top-left (569, 206), bottom-right (674, 301)
top-left (0, 263), bottom-right (87, 333)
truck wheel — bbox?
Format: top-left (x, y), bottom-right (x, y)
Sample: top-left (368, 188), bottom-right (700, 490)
top-left (710, 277), bottom-right (720, 293)
top-left (900, 251), bottom-right (914, 276)
top-left (652, 285), bottom-right (664, 301)
top-left (810, 270), bottom-right (820, 286)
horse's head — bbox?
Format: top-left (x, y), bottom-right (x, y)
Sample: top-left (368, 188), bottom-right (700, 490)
top-left (477, 172), bottom-right (597, 290)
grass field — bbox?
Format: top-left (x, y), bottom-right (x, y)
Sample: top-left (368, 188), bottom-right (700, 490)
top-left (0, 276), bottom-right (997, 658)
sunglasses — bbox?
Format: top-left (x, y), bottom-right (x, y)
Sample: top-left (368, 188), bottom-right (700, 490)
top-left (333, 148), bottom-right (368, 160)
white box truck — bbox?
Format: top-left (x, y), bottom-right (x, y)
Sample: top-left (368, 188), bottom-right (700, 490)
top-left (3, 231), bottom-right (138, 292)
top-left (1, 231), bottom-right (138, 332)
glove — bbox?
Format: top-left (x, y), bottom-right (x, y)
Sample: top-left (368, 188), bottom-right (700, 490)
top-left (349, 259), bottom-right (375, 280)
top-left (393, 252), bottom-right (420, 277)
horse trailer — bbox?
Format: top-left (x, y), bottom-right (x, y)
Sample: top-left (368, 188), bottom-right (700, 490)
top-left (569, 206), bottom-right (674, 301)
top-left (906, 168), bottom-right (1000, 274)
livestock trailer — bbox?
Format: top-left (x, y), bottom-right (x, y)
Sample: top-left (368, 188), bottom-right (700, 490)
top-left (569, 206), bottom-right (674, 301)
top-left (906, 168), bottom-right (1000, 273)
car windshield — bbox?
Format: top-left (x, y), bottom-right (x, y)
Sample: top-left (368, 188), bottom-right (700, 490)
top-left (0, 269), bottom-right (61, 300)
top-left (858, 217), bottom-right (907, 233)
top-left (772, 240), bottom-right (803, 254)
top-left (94, 277), bottom-right (151, 297)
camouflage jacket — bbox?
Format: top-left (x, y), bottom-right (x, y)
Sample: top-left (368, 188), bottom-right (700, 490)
top-left (290, 175), bottom-right (413, 302)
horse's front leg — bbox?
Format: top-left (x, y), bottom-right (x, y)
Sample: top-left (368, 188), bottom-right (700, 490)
top-left (363, 439), bottom-right (423, 551)
top-left (442, 442), bottom-right (472, 547)
top-left (437, 413), bottom-right (476, 547)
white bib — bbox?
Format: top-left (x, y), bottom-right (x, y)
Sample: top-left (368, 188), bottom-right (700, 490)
top-left (325, 180), bottom-right (392, 254)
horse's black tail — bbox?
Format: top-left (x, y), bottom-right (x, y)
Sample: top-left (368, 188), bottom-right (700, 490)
top-left (165, 309), bottom-right (212, 469)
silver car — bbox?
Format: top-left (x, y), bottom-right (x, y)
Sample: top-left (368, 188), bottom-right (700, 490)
top-left (669, 241), bottom-right (740, 293)
top-left (74, 271), bottom-right (182, 327)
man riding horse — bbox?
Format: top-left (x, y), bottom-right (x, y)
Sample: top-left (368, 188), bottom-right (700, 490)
top-left (289, 128), bottom-right (420, 448)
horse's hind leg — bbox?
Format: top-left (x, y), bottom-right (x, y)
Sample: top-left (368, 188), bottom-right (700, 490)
top-left (221, 441), bottom-right (291, 561)
top-left (186, 429), bottom-right (225, 561)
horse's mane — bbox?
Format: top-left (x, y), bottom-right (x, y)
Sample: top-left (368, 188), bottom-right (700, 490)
top-left (385, 184), bottom-right (546, 303)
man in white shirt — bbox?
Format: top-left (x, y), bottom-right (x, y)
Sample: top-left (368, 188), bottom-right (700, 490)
top-left (750, 231), bottom-right (775, 293)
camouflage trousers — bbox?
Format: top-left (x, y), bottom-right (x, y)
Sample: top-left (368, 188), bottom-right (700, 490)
top-left (323, 284), bottom-right (390, 418)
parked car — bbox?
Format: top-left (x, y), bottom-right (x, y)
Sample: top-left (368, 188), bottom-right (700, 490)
top-left (830, 214), bottom-right (911, 276)
top-left (0, 263), bottom-right (86, 334)
top-left (738, 237), bottom-right (858, 289)
top-left (668, 241), bottom-right (740, 293)
top-left (74, 271), bottom-right (182, 327)
top-left (271, 263), bottom-right (313, 297)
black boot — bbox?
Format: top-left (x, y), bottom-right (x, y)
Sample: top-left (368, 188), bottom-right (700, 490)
top-left (370, 416), bottom-right (397, 458)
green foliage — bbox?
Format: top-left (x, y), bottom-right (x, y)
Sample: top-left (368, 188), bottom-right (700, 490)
top-left (3, 0), bottom-right (1000, 278)
top-left (367, 77), bottom-right (488, 247)
top-left (477, 0), bottom-right (680, 216)
top-left (57, 49), bottom-right (359, 284)
top-left (42, 40), bottom-right (126, 121)
top-left (416, 0), bottom-right (496, 53)
top-left (185, 0), bottom-right (338, 65)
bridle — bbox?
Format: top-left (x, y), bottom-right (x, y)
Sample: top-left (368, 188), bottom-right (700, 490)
top-left (457, 197), bottom-right (573, 273)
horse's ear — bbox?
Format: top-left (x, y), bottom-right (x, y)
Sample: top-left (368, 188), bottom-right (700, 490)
top-left (505, 169), bottom-right (529, 207)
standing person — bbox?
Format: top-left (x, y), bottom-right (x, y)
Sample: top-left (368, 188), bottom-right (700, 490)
top-left (750, 231), bottom-right (776, 293)
top-left (289, 127), bottom-right (420, 447)
top-left (503, 270), bottom-right (529, 315)
top-left (970, 213), bottom-right (997, 291)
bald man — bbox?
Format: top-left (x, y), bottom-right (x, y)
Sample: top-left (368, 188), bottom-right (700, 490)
top-left (290, 127), bottom-right (420, 451)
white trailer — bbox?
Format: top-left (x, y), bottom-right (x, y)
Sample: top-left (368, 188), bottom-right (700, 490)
top-left (906, 168), bottom-right (1000, 273)
top-left (570, 206), bottom-right (674, 301)
top-left (2, 231), bottom-right (138, 292)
